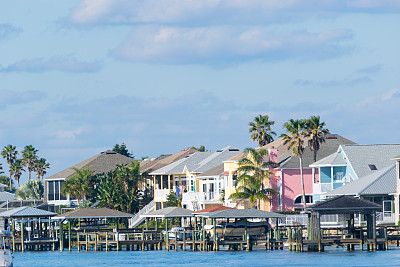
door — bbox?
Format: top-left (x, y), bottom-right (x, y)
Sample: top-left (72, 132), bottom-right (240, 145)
top-left (383, 200), bottom-right (392, 218)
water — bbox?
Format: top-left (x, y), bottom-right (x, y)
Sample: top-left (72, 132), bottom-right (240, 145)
top-left (14, 246), bottom-right (400, 267)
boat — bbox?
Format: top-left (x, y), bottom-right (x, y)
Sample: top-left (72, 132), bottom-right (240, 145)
top-left (162, 227), bottom-right (192, 240)
top-left (0, 230), bottom-right (13, 267)
top-left (211, 219), bottom-right (270, 239)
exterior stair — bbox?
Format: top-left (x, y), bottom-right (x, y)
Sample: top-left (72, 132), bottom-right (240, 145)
top-left (128, 200), bottom-right (155, 228)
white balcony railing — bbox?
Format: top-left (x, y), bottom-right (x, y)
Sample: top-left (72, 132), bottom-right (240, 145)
top-left (320, 183), bottom-right (332, 193)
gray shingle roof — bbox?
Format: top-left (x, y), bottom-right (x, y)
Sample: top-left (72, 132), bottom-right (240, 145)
top-left (142, 207), bottom-right (194, 218)
top-left (197, 208), bottom-right (286, 218)
top-left (53, 208), bottom-right (133, 219)
top-left (340, 144), bottom-right (400, 179)
top-left (279, 134), bottom-right (356, 169)
top-left (326, 164), bottom-right (396, 196)
top-left (0, 206), bottom-right (57, 218)
top-left (309, 152), bottom-right (346, 167)
top-left (150, 147), bottom-right (240, 175)
top-left (45, 150), bottom-right (137, 180)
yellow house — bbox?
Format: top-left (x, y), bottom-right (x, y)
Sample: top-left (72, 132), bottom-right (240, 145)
top-left (222, 148), bottom-right (278, 211)
top-left (149, 147), bottom-right (241, 210)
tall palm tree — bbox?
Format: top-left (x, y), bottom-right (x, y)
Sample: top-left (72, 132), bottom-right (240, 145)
top-left (281, 119), bottom-right (307, 210)
top-left (305, 116), bottom-right (330, 162)
top-left (1, 145), bottom-right (18, 190)
top-left (233, 148), bottom-right (277, 209)
top-left (10, 159), bottom-right (25, 188)
top-left (249, 115), bottom-right (276, 147)
top-left (35, 158), bottom-right (50, 180)
top-left (22, 145), bottom-right (38, 181)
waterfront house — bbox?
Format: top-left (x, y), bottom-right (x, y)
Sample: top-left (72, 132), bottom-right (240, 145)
top-left (325, 163), bottom-right (397, 224)
top-left (394, 155), bottom-right (400, 224)
top-left (222, 134), bottom-right (354, 212)
top-left (44, 150), bottom-right (136, 206)
top-left (149, 146), bottom-right (241, 210)
top-left (310, 144), bottom-right (400, 204)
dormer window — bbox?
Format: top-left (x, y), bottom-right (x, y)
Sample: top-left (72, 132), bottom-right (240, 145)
top-left (368, 164), bottom-right (377, 170)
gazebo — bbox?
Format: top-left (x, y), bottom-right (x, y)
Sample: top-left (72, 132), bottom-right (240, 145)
top-left (305, 195), bottom-right (382, 251)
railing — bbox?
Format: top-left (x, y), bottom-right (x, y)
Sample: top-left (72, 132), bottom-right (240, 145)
top-left (279, 214), bottom-right (308, 226)
top-left (376, 212), bottom-right (395, 224)
top-left (128, 200), bottom-right (155, 228)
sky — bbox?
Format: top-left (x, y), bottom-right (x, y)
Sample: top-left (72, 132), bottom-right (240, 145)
top-left (0, 0), bottom-right (399, 184)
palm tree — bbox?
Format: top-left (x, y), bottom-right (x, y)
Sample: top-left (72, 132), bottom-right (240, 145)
top-left (10, 159), bottom-right (25, 188)
top-left (305, 116), bottom-right (330, 162)
top-left (249, 115), bottom-right (276, 147)
top-left (35, 158), bottom-right (50, 180)
top-left (232, 148), bottom-right (277, 209)
top-left (61, 166), bottom-right (94, 202)
top-left (22, 145), bottom-right (38, 181)
top-left (229, 176), bottom-right (276, 209)
top-left (281, 119), bottom-right (307, 210)
top-left (1, 145), bottom-right (18, 190)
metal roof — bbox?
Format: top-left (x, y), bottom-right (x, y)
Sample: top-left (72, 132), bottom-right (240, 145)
top-left (53, 208), bottom-right (133, 219)
top-left (0, 192), bottom-right (16, 202)
top-left (193, 206), bottom-right (235, 214)
top-left (195, 164), bottom-right (224, 178)
top-left (0, 206), bottom-right (57, 218)
top-left (325, 164), bottom-right (396, 196)
top-left (142, 207), bottom-right (194, 218)
top-left (150, 147), bottom-right (240, 175)
top-left (196, 209), bottom-right (286, 218)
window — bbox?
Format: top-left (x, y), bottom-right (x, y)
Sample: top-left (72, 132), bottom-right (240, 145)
top-left (232, 174), bottom-right (237, 188)
top-left (294, 195), bottom-right (313, 204)
top-left (47, 180), bottom-right (67, 201)
top-left (368, 164), bottom-right (377, 170)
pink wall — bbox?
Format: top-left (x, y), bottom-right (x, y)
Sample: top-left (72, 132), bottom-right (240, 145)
top-left (270, 168), bottom-right (318, 212)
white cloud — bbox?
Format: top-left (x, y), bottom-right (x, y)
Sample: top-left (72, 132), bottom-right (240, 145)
top-left (69, 0), bottom-right (400, 25)
top-left (0, 56), bottom-right (102, 73)
top-left (112, 26), bottom-right (352, 64)
top-left (381, 88), bottom-right (400, 101)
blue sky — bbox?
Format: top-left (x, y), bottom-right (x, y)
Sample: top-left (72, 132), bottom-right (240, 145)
top-left (0, 0), bottom-right (399, 184)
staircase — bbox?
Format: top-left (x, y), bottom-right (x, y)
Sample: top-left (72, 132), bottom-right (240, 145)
top-left (128, 200), bottom-right (155, 228)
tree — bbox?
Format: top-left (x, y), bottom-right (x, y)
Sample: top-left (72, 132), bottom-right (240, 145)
top-left (249, 115), bottom-right (276, 147)
top-left (61, 166), bottom-right (94, 202)
top-left (10, 159), bottom-right (25, 188)
top-left (35, 158), bottom-right (50, 180)
top-left (231, 148), bottom-right (277, 209)
top-left (165, 192), bottom-right (181, 207)
top-left (22, 145), bottom-right (38, 181)
top-left (15, 180), bottom-right (44, 200)
top-left (112, 143), bottom-right (134, 158)
top-left (229, 176), bottom-right (276, 209)
top-left (190, 145), bottom-right (206, 152)
top-left (1, 145), bottom-right (18, 190)
top-left (281, 119), bottom-right (307, 210)
top-left (0, 175), bottom-right (15, 191)
top-left (95, 162), bottom-right (144, 214)
top-left (305, 116), bottom-right (330, 162)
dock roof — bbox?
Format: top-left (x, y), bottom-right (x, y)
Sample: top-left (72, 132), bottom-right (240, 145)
top-left (0, 206), bottom-right (57, 218)
top-left (142, 207), bottom-right (194, 218)
top-left (307, 195), bottom-right (381, 214)
top-left (193, 206), bottom-right (235, 214)
top-left (53, 208), bottom-right (133, 219)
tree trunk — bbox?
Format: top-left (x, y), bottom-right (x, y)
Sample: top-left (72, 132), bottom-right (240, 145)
top-left (9, 173), bottom-right (12, 191)
top-left (299, 156), bottom-right (306, 210)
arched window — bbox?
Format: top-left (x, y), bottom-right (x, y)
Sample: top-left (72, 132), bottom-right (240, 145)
top-left (294, 195), bottom-right (313, 205)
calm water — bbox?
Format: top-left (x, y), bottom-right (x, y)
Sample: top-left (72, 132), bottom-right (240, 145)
top-left (14, 246), bottom-right (400, 267)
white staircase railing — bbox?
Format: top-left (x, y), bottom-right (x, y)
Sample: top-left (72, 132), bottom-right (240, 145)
top-left (129, 200), bottom-right (155, 228)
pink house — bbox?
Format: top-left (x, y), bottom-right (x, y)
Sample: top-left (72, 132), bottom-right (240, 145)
top-left (262, 134), bottom-right (355, 212)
